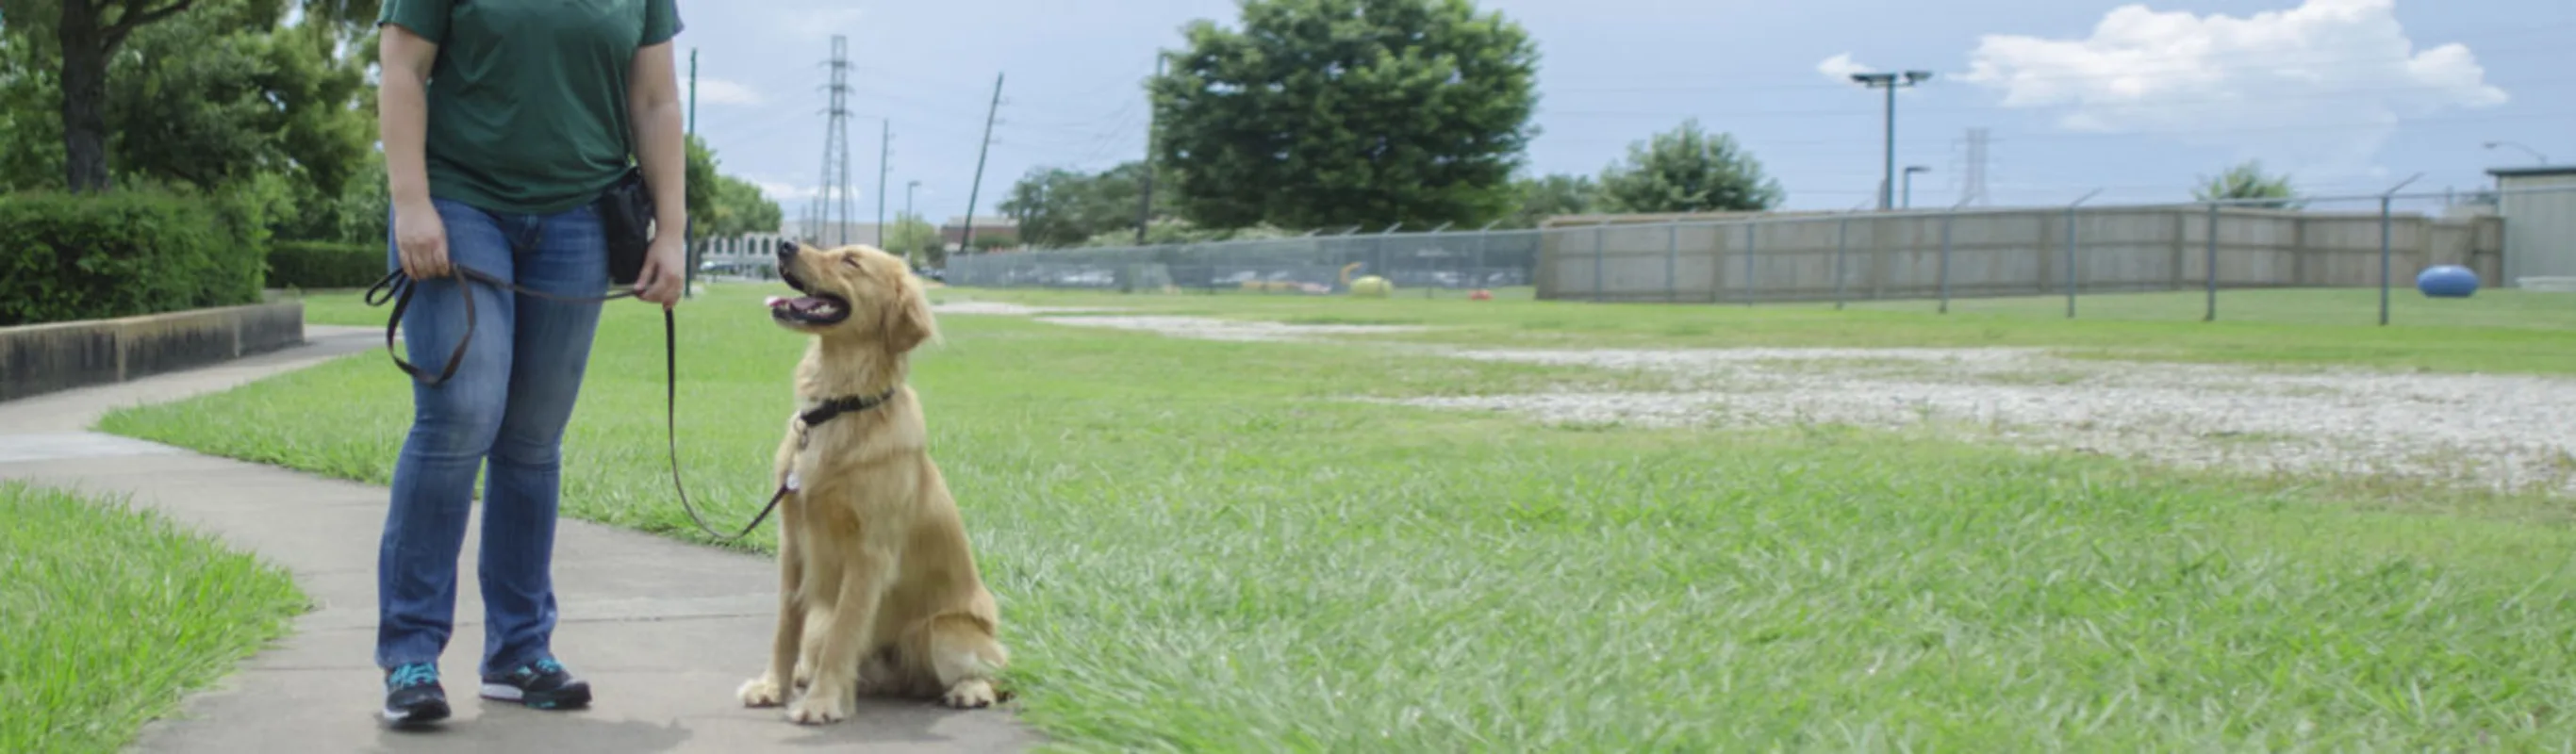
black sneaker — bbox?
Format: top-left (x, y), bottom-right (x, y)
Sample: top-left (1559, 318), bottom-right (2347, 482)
top-left (382, 663), bottom-right (451, 727)
top-left (480, 656), bottom-right (592, 710)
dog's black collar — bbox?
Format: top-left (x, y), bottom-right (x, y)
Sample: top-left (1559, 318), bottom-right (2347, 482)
top-left (800, 387), bottom-right (900, 428)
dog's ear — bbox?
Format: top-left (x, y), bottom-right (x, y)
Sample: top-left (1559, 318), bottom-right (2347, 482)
top-left (881, 269), bottom-right (937, 353)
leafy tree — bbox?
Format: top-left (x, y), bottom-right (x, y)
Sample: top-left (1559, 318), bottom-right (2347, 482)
top-left (1148, 0), bottom-right (1539, 232)
top-left (1504, 172), bottom-right (1594, 227)
top-left (0, 28), bottom-right (66, 190)
top-left (2192, 159), bottom-right (2300, 209)
top-left (109, 9), bottom-right (368, 199)
top-left (2, 0), bottom-right (366, 215)
top-left (678, 133), bottom-right (783, 240)
top-left (883, 212), bottom-right (944, 267)
top-left (1595, 118), bottom-right (1782, 214)
top-left (707, 173), bottom-right (781, 238)
top-left (1, 0), bottom-right (222, 192)
top-left (999, 160), bottom-right (1172, 248)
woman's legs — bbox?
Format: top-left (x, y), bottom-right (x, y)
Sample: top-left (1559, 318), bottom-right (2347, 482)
top-left (377, 198), bottom-right (520, 672)
top-left (477, 204), bottom-right (609, 680)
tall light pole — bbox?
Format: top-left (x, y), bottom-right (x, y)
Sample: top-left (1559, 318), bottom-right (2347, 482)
top-left (2485, 140), bottom-right (2548, 165)
top-left (1852, 70), bottom-right (1933, 211)
top-left (1902, 165), bottom-right (1930, 209)
top-left (904, 180), bottom-right (921, 262)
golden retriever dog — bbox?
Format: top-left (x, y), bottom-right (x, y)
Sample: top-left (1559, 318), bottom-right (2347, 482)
top-left (735, 239), bottom-right (1008, 724)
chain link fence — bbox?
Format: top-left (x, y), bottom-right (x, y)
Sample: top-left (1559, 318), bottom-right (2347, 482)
top-left (945, 230), bottom-right (1541, 294)
top-left (943, 182), bottom-right (2576, 322)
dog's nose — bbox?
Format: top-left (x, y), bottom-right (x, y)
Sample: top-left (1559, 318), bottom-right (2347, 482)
top-left (777, 240), bottom-right (801, 259)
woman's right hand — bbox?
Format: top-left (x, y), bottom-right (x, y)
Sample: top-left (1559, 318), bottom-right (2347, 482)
top-left (393, 200), bottom-right (451, 279)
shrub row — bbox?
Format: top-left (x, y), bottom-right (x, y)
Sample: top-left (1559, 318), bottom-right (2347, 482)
top-left (266, 240), bottom-right (384, 290)
top-left (0, 190), bottom-right (266, 327)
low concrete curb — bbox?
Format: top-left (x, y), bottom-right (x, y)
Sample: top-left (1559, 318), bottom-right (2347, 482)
top-left (0, 302), bottom-right (305, 402)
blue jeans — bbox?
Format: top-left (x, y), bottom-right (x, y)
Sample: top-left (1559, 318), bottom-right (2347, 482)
top-left (376, 197), bottom-right (608, 677)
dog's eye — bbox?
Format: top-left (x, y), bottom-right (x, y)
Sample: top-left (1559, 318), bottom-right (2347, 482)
top-left (840, 255), bottom-right (862, 269)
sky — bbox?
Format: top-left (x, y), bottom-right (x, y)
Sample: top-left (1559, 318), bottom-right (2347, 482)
top-left (672, 0), bottom-right (2574, 228)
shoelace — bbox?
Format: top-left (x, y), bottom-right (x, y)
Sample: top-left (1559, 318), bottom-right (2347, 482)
top-left (388, 664), bottom-right (438, 689)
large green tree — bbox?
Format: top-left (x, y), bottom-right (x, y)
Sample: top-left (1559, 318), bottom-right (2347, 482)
top-left (1594, 118), bottom-right (1782, 214)
top-left (1148, 0), bottom-right (1539, 232)
top-left (1, 0), bottom-right (367, 204)
top-left (0, 0), bottom-right (218, 192)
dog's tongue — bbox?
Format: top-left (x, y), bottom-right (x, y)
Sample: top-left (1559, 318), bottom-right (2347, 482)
top-left (765, 295), bottom-right (787, 308)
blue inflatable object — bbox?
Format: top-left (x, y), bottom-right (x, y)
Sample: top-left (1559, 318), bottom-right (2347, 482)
top-left (2416, 265), bottom-right (2480, 298)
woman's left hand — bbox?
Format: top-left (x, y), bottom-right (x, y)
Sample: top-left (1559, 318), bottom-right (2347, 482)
top-left (634, 236), bottom-right (687, 306)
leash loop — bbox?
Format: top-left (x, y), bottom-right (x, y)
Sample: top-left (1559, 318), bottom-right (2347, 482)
top-left (364, 265), bottom-right (782, 543)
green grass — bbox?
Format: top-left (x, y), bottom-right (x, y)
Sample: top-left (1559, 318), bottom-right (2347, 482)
top-left (0, 482), bottom-right (306, 754)
top-left (954, 285), bottom-right (2576, 376)
top-left (102, 283), bottom-right (2576, 750)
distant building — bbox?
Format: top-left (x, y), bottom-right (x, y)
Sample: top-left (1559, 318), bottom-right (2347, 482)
top-left (941, 216), bottom-right (1019, 251)
top-left (2489, 165), bottom-right (2576, 287)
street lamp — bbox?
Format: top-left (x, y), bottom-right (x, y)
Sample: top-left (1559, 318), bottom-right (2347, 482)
top-left (1852, 70), bottom-right (1934, 211)
top-left (1903, 165), bottom-right (1931, 209)
top-left (2485, 140), bottom-right (2548, 164)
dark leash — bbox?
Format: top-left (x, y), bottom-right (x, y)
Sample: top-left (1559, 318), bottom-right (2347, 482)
top-left (365, 266), bottom-right (784, 543)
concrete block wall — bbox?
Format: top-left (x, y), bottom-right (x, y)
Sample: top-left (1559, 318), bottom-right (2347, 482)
top-left (1537, 206), bottom-right (2504, 303)
top-left (0, 302), bottom-right (305, 402)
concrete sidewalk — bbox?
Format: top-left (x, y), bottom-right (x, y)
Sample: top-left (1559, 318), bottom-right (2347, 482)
top-left (0, 326), bottom-right (1038, 753)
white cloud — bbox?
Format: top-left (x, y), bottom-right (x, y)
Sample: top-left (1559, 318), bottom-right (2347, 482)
top-left (1958, 0), bottom-right (2507, 177)
top-left (1816, 53), bottom-right (1874, 82)
top-left (756, 181), bottom-right (821, 203)
top-left (770, 5), bottom-right (867, 41)
top-left (695, 78), bottom-right (765, 107)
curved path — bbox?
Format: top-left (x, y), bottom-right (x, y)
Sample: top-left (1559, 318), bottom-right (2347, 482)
top-left (0, 325), bottom-right (1038, 753)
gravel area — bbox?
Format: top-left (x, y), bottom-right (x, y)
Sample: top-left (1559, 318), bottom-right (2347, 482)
top-left (1385, 347), bottom-right (2576, 496)
top-left (1032, 315), bottom-right (1430, 342)
top-left (960, 306), bottom-right (2576, 495)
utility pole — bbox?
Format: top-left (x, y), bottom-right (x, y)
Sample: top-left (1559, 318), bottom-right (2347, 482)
top-left (876, 120), bottom-right (890, 248)
top-left (958, 73), bottom-right (1004, 254)
top-left (1850, 70), bottom-right (1932, 211)
top-left (815, 36), bottom-right (853, 247)
top-left (1136, 56), bottom-right (1164, 244)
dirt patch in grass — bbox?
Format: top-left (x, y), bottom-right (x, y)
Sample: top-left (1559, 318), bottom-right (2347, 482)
top-left (1373, 346), bottom-right (2576, 497)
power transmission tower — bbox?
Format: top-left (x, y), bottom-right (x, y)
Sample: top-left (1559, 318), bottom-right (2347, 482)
top-left (814, 36), bottom-right (854, 247)
top-left (877, 120), bottom-right (890, 248)
top-left (958, 73), bottom-right (1004, 254)
top-left (1961, 127), bottom-right (1990, 206)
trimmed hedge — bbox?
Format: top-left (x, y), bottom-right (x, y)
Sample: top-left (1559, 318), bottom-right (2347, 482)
top-left (267, 241), bottom-right (384, 290)
top-left (0, 190), bottom-right (266, 327)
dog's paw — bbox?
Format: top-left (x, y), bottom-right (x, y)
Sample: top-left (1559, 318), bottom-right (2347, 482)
top-left (787, 689), bottom-right (851, 725)
top-left (941, 680), bottom-right (999, 710)
top-left (737, 675), bottom-right (787, 708)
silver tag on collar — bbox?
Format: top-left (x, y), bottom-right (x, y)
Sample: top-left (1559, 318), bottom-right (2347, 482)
top-left (784, 470), bottom-right (802, 492)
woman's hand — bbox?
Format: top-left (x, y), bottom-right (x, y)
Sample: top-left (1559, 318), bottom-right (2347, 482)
top-left (633, 234), bottom-right (687, 306)
top-left (394, 200), bottom-right (451, 280)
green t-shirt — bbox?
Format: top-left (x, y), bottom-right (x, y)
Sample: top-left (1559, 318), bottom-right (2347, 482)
top-left (377, 0), bottom-right (683, 215)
